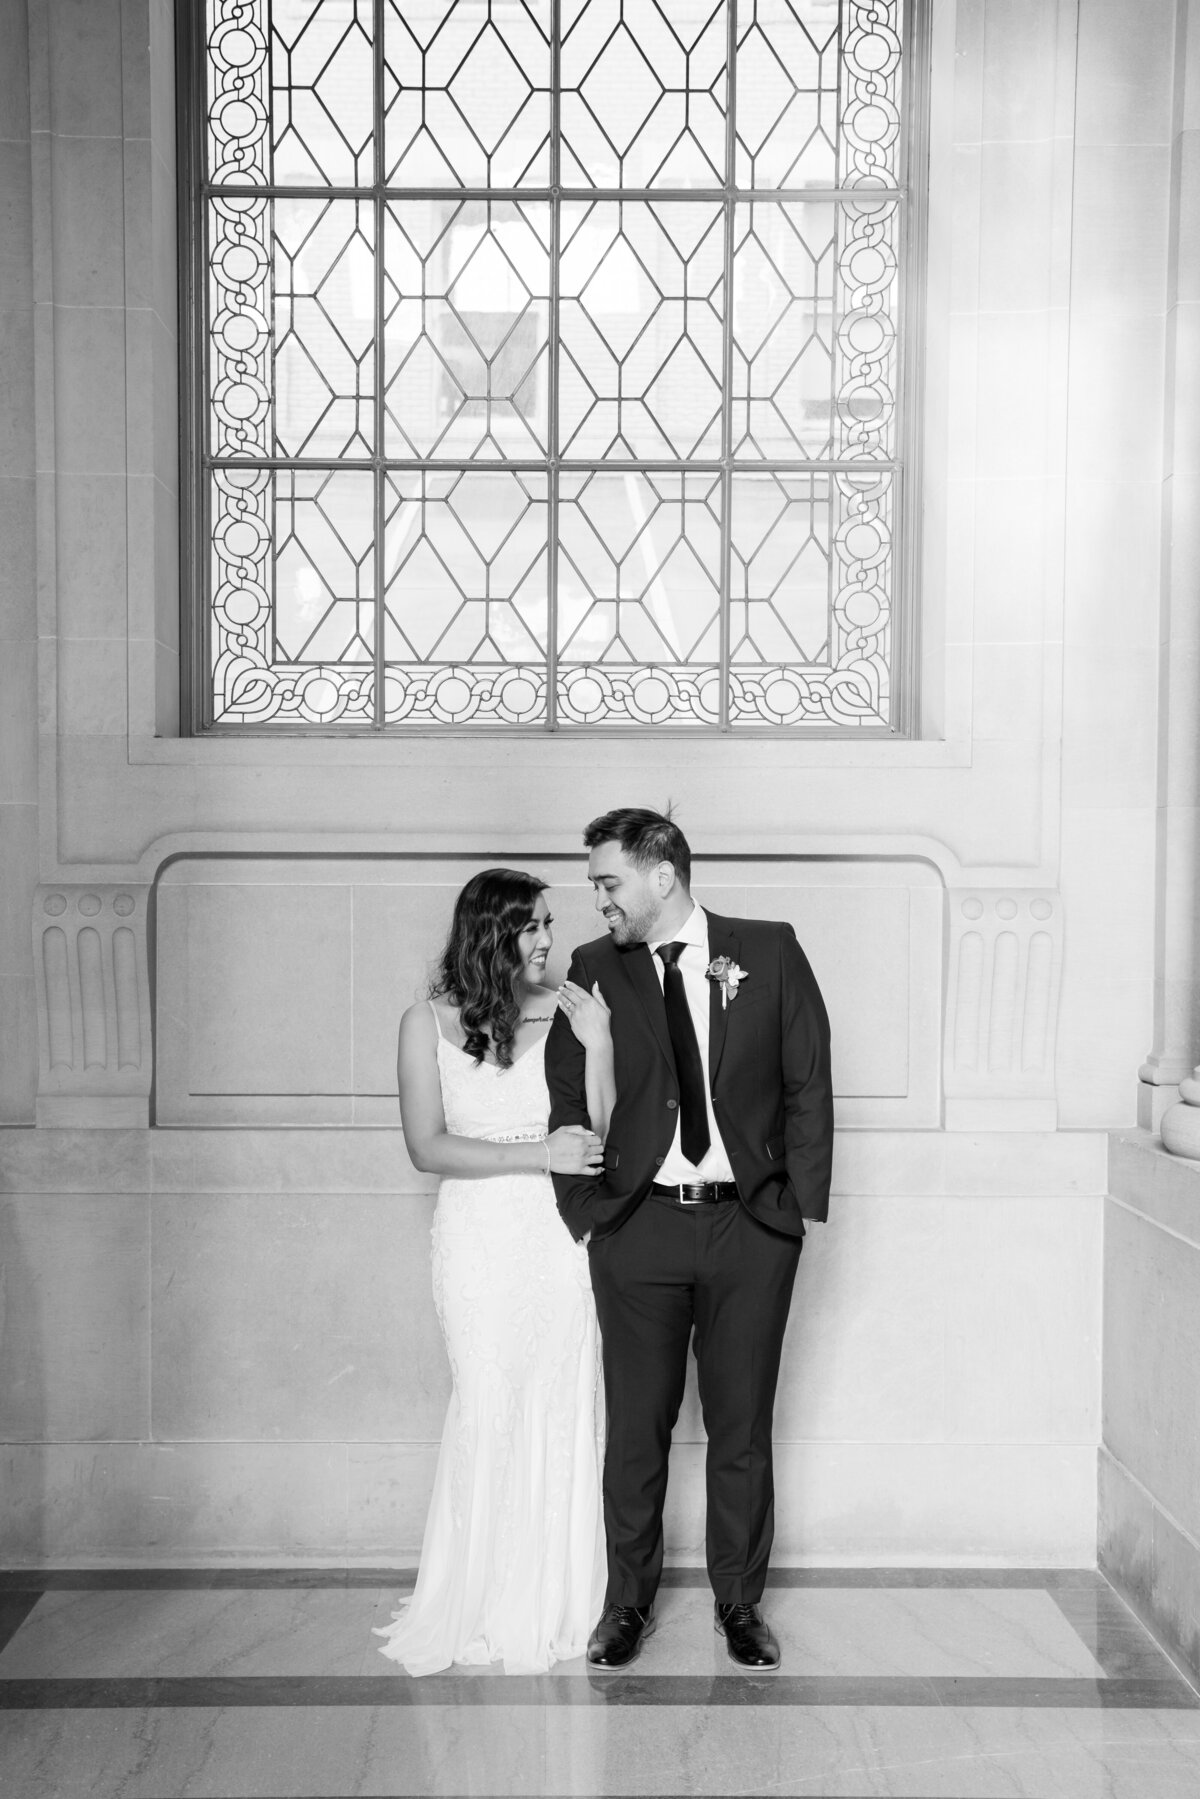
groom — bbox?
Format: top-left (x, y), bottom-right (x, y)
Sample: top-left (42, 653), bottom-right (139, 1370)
top-left (546, 808), bottom-right (834, 1670)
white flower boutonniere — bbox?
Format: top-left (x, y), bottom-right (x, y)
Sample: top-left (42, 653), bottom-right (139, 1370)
top-left (706, 955), bottom-right (748, 1010)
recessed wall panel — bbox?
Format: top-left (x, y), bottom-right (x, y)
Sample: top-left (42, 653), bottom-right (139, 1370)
top-left (156, 857), bottom-right (942, 1126)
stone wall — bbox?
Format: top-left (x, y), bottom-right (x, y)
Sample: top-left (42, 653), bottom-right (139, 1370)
top-left (0, 0), bottom-right (1191, 1565)
top-left (0, 1125), bottom-right (1104, 1565)
top-left (1101, 1135), bottom-right (1200, 1682)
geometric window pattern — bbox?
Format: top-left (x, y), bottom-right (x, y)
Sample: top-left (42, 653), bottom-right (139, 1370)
top-left (199, 0), bottom-right (908, 729)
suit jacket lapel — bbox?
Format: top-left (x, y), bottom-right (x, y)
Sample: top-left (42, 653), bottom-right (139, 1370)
top-left (617, 942), bottom-right (675, 1070)
top-left (706, 914), bottom-right (741, 1086)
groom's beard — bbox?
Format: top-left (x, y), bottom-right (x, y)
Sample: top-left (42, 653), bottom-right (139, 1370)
top-left (603, 895), bottom-right (662, 947)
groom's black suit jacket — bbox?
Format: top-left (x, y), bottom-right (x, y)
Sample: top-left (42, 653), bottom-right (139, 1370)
top-left (546, 911), bottom-right (834, 1244)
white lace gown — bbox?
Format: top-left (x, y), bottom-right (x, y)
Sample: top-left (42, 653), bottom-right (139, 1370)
top-left (376, 1019), bottom-right (606, 1676)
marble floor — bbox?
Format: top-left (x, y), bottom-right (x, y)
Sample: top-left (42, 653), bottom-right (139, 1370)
top-left (0, 1568), bottom-right (1197, 1798)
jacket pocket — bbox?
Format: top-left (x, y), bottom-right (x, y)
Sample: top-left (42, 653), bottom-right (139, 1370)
top-left (765, 1134), bottom-right (785, 1161)
top-left (728, 983), bottom-right (771, 1010)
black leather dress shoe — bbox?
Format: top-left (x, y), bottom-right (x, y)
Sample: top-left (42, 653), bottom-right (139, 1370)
top-left (586, 1603), bottom-right (656, 1668)
top-left (715, 1601), bottom-right (781, 1669)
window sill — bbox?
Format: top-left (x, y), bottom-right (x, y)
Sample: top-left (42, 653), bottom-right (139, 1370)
top-left (128, 731), bottom-right (972, 770)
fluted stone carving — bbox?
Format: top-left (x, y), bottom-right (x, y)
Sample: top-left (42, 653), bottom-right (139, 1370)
top-left (34, 887), bottom-right (152, 1126)
top-left (943, 890), bottom-right (1063, 1130)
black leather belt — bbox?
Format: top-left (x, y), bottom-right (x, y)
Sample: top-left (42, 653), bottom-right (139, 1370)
top-left (650, 1180), bottom-right (739, 1207)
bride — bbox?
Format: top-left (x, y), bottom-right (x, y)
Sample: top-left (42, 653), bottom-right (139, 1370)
top-left (376, 868), bottom-right (613, 1676)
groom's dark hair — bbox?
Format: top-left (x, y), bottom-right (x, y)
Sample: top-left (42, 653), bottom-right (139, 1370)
top-left (584, 807), bottom-right (691, 887)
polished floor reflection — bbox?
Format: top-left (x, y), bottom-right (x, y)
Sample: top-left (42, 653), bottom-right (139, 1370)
top-left (0, 1568), bottom-right (1196, 1796)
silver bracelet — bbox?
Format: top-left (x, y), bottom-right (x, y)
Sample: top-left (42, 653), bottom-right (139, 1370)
top-left (541, 1138), bottom-right (551, 1175)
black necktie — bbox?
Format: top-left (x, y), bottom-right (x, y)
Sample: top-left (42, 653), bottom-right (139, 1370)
top-left (656, 943), bottom-right (711, 1167)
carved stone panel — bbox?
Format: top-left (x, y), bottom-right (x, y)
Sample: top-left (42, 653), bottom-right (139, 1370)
top-left (944, 889), bottom-right (1063, 1131)
top-left (34, 887), bottom-right (153, 1127)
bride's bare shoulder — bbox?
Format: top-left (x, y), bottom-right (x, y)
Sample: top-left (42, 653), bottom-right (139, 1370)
top-left (401, 996), bottom-right (467, 1046)
top-left (400, 998), bottom-right (440, 1043)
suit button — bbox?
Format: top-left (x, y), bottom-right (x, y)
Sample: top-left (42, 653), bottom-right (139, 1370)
top-left (654, 1156), bottom-right (664, 1167)
top-left (666, 1099), bottom-right (677, 1110)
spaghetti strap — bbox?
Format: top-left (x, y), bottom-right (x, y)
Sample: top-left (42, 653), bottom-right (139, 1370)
top-left (428, 998), bottom-right (446, 1041)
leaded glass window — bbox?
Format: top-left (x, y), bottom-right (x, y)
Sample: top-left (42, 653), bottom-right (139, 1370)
top-left (184, 1), bottom-right (916, 730)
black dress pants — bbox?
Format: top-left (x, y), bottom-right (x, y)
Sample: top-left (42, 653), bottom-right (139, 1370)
top-left (587, 1192), bottom-right (802, 1608)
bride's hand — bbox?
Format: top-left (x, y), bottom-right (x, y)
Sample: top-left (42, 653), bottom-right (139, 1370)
top-left (557, 980), bottom-right (612, 1050)
top-left (546, 1125), bottom-right (603, 1175)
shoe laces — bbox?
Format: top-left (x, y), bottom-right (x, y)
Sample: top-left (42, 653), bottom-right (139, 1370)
top-left (607, 1603), bottom-right (649, 1625)
top-left (720, 1602), bottom-right (760, 1626)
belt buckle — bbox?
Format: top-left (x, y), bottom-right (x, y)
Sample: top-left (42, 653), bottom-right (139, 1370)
top-left (678, 1183), bottom-right (708, 1205)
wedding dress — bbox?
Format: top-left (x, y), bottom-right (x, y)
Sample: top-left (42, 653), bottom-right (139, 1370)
top-left (376, 1005), bottom-right (606, 1675)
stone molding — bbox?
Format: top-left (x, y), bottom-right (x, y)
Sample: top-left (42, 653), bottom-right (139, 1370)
top-left (25, 871), bottom-right (1074, 1131)
top-left (33, 887), bottom-right (153, 1128)
top-left (0, 1125), bottom-right (1109, 1197)
top-left (1160, 1081), bottom-right (1200, 1161)
top-left (943, 888), bottom-right (1062, 1132)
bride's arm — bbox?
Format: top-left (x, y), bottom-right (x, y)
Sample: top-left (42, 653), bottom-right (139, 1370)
top-left (558, 982), bottom-right (616, 1141)
top-left (398, 1004), bottom-right (602, 1180)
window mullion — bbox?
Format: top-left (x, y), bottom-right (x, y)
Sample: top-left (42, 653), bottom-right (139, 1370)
top-left (717, 0), bottom-right (739, 733)
top-left (197, 13), bottom-right (213, 733)
top-left (373, 0), bottom-right (385, 728)
top-left (546, 0), bottom-right (562, 733)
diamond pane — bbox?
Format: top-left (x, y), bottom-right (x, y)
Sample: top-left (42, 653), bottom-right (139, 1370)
top-left (734, 0), bottom-right (904, 192)
top-left (559, 201), bottom-right (724, 459)
top-left (561, 0), bottom-right (728, 187)
top-left (384, 470), bottom-right (549, 722)
top-left (271, 0), bottom-right (375, 186)
top-left (730, 471), bottom-right (831, 664)
top-left (557, 472), bottom-right (722, 723)
top-left (731, 198), bottom-right (836, 460)
top-left (273, 198), bottom-right (376, 458)
top-left (734, 0), bottom-right (839, 189)
top-left (731, 197), bottom-right (898, 460)
top-left (728, 468), bottom-right (892, 727)
top-left (384, 0), bottom-right (552, 188)
top-left (384, 200), bottom-right (551, 459)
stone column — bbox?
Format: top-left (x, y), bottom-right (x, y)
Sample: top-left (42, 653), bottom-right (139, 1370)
top-left (33, 885), bottom-right (152, 1125)
top-left (0, 0), bottom-right (38, 1123)
top-left (1143, 0), bottom-right (1200, 1147)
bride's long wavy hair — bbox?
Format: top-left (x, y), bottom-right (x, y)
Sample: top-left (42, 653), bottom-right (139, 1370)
top-left (430, 868), bottom-right (549, 1069)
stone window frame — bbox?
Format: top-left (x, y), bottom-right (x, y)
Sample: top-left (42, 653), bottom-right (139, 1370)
top-left (171, 0), bottom-right (932, 740)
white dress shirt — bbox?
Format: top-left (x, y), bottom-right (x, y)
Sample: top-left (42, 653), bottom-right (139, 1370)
top-left (645, 903), bottom-right (735, 1184)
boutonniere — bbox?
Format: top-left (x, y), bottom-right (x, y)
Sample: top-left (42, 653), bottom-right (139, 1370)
top-left (706, 956), bottom-right (748, 1010)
